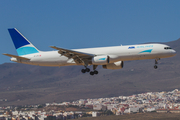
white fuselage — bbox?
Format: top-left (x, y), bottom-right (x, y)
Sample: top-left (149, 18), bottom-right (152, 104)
top-left (11, 43), bottom-right (176, 67)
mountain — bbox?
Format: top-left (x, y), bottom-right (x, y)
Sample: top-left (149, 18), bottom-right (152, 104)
top-left (0, 39), bottom-right (180, 106)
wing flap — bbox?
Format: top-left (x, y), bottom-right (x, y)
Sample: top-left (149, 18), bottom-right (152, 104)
top-left (3, 53), bottom-right (30, 60)
top-left (50, 46), bottom-right (94, 57)
top-left (50, 46), bottom-right (94, 65)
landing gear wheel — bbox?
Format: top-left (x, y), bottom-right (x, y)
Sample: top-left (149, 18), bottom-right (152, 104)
top-left (94, 70), bottom-right (98, 74)
top-left (81, 69), bottom-right (86, 73)
top-left (154, 65), bottom-right (158, 69)
top-left (86, 68), bottom-right (90, 72)
top-left (90, 71), bottom-right (94, 75)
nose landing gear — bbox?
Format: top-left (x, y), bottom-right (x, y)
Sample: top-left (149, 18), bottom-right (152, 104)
top-left (154, 65), bottom-right (158, 69)
top-left (154, 58), bottom-right (160, 69)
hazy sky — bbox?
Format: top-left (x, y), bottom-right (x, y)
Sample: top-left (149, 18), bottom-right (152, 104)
top-left (1, 0), bottom-right (180, 64)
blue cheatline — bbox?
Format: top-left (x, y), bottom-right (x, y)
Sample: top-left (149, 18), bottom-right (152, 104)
top-left (17, 46), bottom-right (39, 56)
top-left (139, 49), bottom-right (153, 54)
top-left (99, 58), bottom-right (106, 60)
top-left (8, 28), bottom-right (30, 49)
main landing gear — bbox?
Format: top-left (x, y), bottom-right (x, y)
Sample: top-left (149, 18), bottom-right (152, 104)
top-left (89, 65), bottom-right (98, 75)
top-left (154, 58), bottom-right (160, 69)
top-left (81, 68), bottom-right (90, 73)
top-left (90, 70), bottom-right (98, 75)
top-left (81, 65), bottom-right (99, 75)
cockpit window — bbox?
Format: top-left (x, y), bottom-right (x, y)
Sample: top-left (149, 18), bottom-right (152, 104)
top-left (164, 47), bottom-right (172, 50)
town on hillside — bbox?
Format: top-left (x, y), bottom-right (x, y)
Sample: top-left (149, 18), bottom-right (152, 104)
top-left (1, 89), bottom-right (180, 120)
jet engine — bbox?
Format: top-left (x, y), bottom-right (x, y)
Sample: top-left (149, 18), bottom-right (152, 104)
top-left (102, 61), bottom-right (124, 70)
top-left (92, 55), bottom-right (110, 65)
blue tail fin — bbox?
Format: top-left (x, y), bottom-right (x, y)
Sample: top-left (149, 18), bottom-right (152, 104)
top-left (8, 28), bottom-right (40, 56)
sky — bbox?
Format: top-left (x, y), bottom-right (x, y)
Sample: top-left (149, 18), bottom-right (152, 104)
top-left (0, 0), bottom-right (180, 64)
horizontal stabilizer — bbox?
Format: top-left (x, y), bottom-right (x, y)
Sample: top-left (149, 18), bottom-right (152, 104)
top-left (3, 53), bottom-right (30, 60)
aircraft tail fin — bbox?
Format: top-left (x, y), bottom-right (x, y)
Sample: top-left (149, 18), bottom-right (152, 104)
top-left (8, 28), bottom-right (40, 56)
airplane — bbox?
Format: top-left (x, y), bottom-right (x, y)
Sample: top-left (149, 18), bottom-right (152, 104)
top-left (3, 28), bottom-right (177, 75)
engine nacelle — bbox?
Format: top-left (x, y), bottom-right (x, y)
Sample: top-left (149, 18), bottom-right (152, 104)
top-left (102, 61), bottom-right (124, 70)
top-left (92, 55), bottom-right (110, 65)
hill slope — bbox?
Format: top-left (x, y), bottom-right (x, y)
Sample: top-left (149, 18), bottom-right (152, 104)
top-left (0, 39), bottom-right (180, 106)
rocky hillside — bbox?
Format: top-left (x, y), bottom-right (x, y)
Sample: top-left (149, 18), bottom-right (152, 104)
top-left (0, 39), bottom-right (179, 106)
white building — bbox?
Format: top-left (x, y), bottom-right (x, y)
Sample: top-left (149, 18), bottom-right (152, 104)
top-left (92, 112), bottom-right (100, 117)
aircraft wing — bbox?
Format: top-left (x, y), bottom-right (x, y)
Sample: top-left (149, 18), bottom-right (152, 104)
top-left (3, 53), bottom-right (30, 60)
top-left (50, 46), bottom-right (94, 65)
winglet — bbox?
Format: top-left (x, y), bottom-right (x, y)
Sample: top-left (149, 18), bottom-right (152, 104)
top-left (3, 53), bottom-right (30, 60)
top-left (50, 46), bottom-right (60, 50)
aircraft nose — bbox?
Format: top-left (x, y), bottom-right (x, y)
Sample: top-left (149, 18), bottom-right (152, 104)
top-left (172, 49), bottom-right (177, 56)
